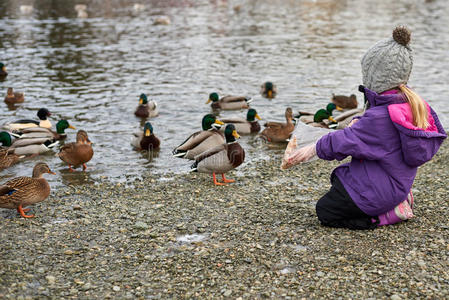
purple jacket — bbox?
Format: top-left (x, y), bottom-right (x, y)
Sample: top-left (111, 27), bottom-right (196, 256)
top-left (316, 86), bottom-right (447, 216)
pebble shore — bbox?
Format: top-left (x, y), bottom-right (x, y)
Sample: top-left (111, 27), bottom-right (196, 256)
top-left (1, 143), bottom-right (448, 299)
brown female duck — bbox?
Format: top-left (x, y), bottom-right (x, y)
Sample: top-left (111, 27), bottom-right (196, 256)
top-left (260, 107), bottom-right (294, 142)
top-left (4, 88), bottom-right (24, 104)
top-left (58, 130), bottom-right (94, 172)
top-left (0, 162), bottom-right (55, 218)
top-left (0, 149), bottom-right (22, 171)
top-left (331, 94), bottom-right (358, 109)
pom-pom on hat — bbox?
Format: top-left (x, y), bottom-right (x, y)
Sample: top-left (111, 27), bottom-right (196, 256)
top-left (361, 26), bottom-right (413, 93)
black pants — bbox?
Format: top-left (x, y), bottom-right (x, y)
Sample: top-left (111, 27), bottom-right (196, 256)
top-left (316, 174), bottom-right (377, 230)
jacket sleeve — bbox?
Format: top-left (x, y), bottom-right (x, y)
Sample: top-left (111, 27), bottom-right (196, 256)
top-left (316, 112), bottom-right (392, 161)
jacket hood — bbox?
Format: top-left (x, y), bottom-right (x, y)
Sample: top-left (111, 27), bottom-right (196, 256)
top-left (358, 85), bottom-right (406, 108)
top-left (359, 85), bottom-right (447, 167)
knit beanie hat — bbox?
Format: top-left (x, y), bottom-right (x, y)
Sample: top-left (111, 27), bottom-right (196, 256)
top-left (361, 26), bottom-right (413, 93)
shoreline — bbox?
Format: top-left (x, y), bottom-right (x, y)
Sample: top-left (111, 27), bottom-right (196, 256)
top-left (0, 143), bottom-right (448, 298)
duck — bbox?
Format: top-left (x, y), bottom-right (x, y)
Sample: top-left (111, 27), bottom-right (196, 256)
top-left (296, 103), bottom-right (341, 125)
top-left (206, 92), bottom-right (252, 110)
top-left (58, 130), bottom-right (94, 172)
top-left (332, 94), bottom-right (358, 109)
top-left (0, 148), bottom-right (23, 171)
top-left (0, 63), bottom-right (8, 79)
top-left (134, 93), bottom-right (159, 118)
top-left (4, 87), bottom-right (24, 104)
top-left (0, 162), bottom-right (55, 218)
top-left (260, 81), bottom-right (277, 99)
top-left (3, 108), bottom-right (52, 131)
top-left (19, 5), bottom-right (34, 15)
top-left (191, 124), bottom-right (245, 186)
top-left (0, 131), bottom-right (59, 156)
top-left (296, 104), bottom-right (363, 129)
top-left (74, 4), bottom-right (88, 18)
top-left (131, 122), bottom-right (160, 151)
top-left (133, 3), bottom-right (145, 12)
top-left (10, 120), bottom-right (75, 140)
top-left (173, 114), bottom-right (225, 159)
top-left (260, 107), bottom-right (295, 142)
top-left (220, 108), bottom-right (261, 135)
top-left (153, 16), bottom-right (171, 25)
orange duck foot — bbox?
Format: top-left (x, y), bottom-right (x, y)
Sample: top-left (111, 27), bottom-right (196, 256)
top-left (221, 174), bottom-right (235, 183)
top-left (82, 163), bottom-right (88, 171)
top-left (17, 205), bottom-right (34, 218)
top-left (212, 173), bottom-right (226, 186)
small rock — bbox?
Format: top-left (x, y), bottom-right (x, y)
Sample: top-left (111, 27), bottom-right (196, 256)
top-left (45, 275), bottom-right (56, 284)
top-left (390, 295), bottom-right (401, 300)
top-left (223, 290), bottom-right (232, 297)
top-left (134, 221), bottom-right (149, 230)
top-left (113, 286), bottom-right (120, 292)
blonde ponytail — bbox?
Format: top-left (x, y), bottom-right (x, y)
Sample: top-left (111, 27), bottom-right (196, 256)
top-left (399, 85), bottom-right (429, 129)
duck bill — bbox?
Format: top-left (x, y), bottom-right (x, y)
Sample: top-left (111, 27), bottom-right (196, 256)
top-left (2, 66), bottom-right (5, 72)
top-left (267, 90), bottom-right (272, 98)
top-left (139, 98), bottom-right (143, 105)
top-left (68, 125), bottom-right (76, 129)
top-left (336, 105), bottom-right (343, 111)
top-left (215, 120), bottom-right (224, 125)
top-left (205, 99), bottom-right (212, 104)
top-left (232, 130), bottom-right (240, 139)
top-left (329, 116), bottom-right (337, 123)
top-left (48, 171), bottom-right (56, 175)
top-left (255, 114), bottom-right (262, 120)
top-left (145, 129), bottom-right (151, 136)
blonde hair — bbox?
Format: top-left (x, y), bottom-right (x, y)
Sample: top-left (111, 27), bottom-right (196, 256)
top-left (399, 85), bottom-right (429, 129)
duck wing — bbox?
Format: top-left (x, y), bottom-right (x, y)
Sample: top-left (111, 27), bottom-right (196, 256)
top-left (220, 95), bottom-right (249, 103)
top-left (264, 122), bottom-right (284, 129)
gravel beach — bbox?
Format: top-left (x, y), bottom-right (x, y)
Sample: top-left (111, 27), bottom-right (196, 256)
top-left (1, 143), bottom-right (448, 299)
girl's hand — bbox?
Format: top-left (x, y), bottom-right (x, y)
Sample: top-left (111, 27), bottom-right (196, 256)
top-left (348, 118), bottom-right (359, 127)
top-left (281, 143), bottom-right (317, 169)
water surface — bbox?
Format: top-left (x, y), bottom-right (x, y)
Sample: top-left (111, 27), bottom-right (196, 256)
top-left (1, 0), bottom-right (448, 187)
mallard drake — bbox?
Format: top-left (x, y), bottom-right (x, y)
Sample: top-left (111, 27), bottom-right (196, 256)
top-left (260, 81), bottom-right (277, 99)
top-left (10, 120), bottom-right (75, 140)
top-left (260, 107), bottom-right (295, 142)
top-left (0, 131), bottom-right (59, 155)
top-left (0, 162), bottom-right (55, 218)
top-left (3, 108), bottom-right (52, 131)
top-left (0, 63), bottom-right (7, 79)
top-left (296, 104), bottom-right (363, 129)
top-left (206, 92), bottom-right (252, 110)
top-left (131, 122), bottom-right (160, 151)
top-left (0, 149), bottom-right (22, 171)
top-left (220, 108), bottom-right (261, 135)
top-left (332, 94), bottom-right (358, 109)
top-left (173, 114), bottom-right (225, 159)
top-left (58, 130), bottom-right (94, 172)
top-left (191, 124), bottom-right (245, 186)
top-left (134, 93), bottom-right (159, 118)
top-left (296, 103), bottom-right (341, 124)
